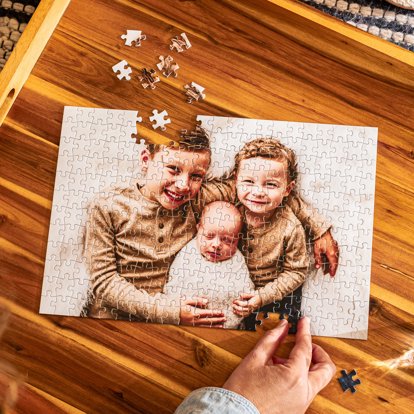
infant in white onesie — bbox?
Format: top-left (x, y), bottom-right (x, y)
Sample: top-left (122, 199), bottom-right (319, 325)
top-left (165, 201), bottom-right (255, 329)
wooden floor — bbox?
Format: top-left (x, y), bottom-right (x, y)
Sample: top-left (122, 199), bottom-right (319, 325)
top-left (0, 0), bottom-right (414, 412)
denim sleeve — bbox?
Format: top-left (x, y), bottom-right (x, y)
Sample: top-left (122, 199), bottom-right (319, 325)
top-left (174, 387), bottom-right (260, 414)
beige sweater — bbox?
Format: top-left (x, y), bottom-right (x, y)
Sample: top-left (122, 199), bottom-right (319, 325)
top-left (84, 180), bottom-right (329, 323)
top-left (240, 204), bottom-right (310, 306)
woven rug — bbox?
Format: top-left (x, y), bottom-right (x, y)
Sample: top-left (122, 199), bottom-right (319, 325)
top-left (0, 1), bottom-right (39, 70)
top-left (0, 0), bottom-right (412, 72)
top-left (299, 0), bottom-right (414, 50)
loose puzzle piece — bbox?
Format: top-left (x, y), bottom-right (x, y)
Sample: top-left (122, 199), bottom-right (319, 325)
top-left (169, 32), bottom-right (191, 52)
top-left (138, 68), bottom-right (160, 89)
top-left (338, 369), bottom-right (361, 393)
top-left (156, 55), bottom-right (179, 78)
top-left (121, 30), bottom-right (146, 47)
top-left (112, 60), bottom-right (132, 80)
top-left (184, 82), bottom-right (206, 103)
top-left (149, 109), bottom-right (171, 131)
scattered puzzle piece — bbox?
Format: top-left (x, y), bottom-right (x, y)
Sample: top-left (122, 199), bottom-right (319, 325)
top-left (120, 30), bottom-right (146, 47)
top-left (157, 55), bottom-right (179, 78)
top-left (184, 82), bottom-right (206, 103)
top-left (112, 60), bottom-right (132, 80)
top-left (338, 369), bottom-right (361, 393)
top-left (149, 109), bottom-right (171, 131)
top-left (138, 68), bottom-right (160, 89)
top-left (169, 32), bottom-right (191, 52)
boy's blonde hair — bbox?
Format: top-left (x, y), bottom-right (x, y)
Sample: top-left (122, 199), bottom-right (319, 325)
top-left (233, 138), bottom-right (298, 183)
top-left (147, 125), bottom-right (211, 156)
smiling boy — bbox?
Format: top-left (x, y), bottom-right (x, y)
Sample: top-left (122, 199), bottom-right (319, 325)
top-left (84, 127), bottom-right (232, 325)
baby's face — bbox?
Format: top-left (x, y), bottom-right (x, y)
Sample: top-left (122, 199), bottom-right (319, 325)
top-left (196, 218), bottom-right (239, 263)
top-left (236, 157), bottom-right (293, 216)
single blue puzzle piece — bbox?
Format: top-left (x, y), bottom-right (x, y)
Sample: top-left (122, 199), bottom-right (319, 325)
top-left (338, 369), bottom-right (361, 393)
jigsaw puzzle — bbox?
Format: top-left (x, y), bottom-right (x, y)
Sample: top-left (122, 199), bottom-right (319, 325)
top-left (39, 108), bottom-right (377, 339)
top-left (112, 60), bottom-right (132, 80)
top-left (149, 109), bottom-right (171, 131)
top-left (184, 82), bottom-right (206, 103)
top-left (138, 68), bottom-right (160, 89)
top-left (121, 30), bottom-right (146, 47)
top-left (169, 32), bottom-right (192, 52)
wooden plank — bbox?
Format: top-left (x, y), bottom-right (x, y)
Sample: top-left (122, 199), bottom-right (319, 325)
top-left (0, 0), bottom-right (71, 126)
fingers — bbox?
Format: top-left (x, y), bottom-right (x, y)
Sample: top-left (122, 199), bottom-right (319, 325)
top-left (239, 293), bottom-right (255, 300)
top-left (247, 319), bottom-right (289, 366)
top-left (193, 316), bottom-right (226, 326)
top-left (308, 344), bottom-right (336, 394)
top-left (184, 297), bottom-right (208, 308)
top-left (313, 244), bottom-right (323, 271)
top-left (232, 302), bottom-right (250, 317)
top-left (192, 308), bottom-right (226, 326)
top-left (326, 242), bottom-right (339, 277)
top-left (288, 317), bottom-right (312, 370)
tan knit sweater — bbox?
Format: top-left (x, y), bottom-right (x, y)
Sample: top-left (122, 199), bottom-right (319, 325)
top-left (240, 204), bottom-right (309, 306)
top-left (84, 180), bottom-right (329, 323)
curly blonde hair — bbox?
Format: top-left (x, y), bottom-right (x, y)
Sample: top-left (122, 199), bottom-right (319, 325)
top-left (232, 138), bottom-right (298, 183)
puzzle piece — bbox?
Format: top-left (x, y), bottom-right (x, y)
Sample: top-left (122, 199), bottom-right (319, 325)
top-left (156, 55), bottom-right (179, 78)
top-left (149, 109), bottom-right (171, 131)
top-left (184, 82), bottom-right (206, 103)
top-left (112, 60), bottom-right (132, 80)
top-left (121, 30), bottom-right (146, 46)
top-left (169, 32), bottom-right (191, 52)
top-left (138, 68), bottom-right (160, 89)
top-left (338, 369), bottom-right (361, 393)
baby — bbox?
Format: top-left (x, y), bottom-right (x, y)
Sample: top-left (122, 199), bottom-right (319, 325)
top-left (165, 201), bottom-right (255, 329)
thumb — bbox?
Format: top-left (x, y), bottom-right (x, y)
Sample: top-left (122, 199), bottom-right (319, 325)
top-left (247, 320), bottom-right (289, 366)
top-left (239, 293), bottom-right (255, 300)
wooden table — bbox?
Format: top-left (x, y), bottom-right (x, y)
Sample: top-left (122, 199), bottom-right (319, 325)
top-left (0, 0), bottom-right (413, 412)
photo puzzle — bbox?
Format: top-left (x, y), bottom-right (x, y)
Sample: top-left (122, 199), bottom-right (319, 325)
top-left (40, 107), bottom-right (377, 339)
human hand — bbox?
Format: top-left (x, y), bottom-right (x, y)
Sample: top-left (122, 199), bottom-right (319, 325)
top-left (232, 293), bottom-right (262, 317)
top-left (313, 230), bottom-right (339, 277)
top-left (179, 297), bottom-right (226, 327)
top-left (223, 317), bottom-right (336, 414)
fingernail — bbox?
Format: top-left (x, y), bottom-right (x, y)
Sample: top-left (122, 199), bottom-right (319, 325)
top-left (279, 319), bottom-right (288, 326)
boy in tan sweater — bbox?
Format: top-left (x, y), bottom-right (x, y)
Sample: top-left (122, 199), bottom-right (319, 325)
top-left (84, 127), bottom-right (338, 327)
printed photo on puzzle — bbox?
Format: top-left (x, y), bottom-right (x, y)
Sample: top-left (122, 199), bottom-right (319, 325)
top-left (40, 107), bottom-right (377, 339)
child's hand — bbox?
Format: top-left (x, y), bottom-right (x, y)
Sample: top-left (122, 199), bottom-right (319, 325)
top-left (180, 297), bottom-right (226, 327)
top-left (313, 230), bottom-right (339, 277)
top-left (232, 294), bottom-right (262, 317)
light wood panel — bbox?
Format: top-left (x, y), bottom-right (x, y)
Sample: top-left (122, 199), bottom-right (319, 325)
top-left (0, 0), bottom-right (413, 413)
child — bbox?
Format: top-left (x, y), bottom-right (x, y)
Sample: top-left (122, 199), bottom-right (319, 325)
top-left (164, 201), bottom-right (255, 329)
top-left (230, 138), bottom-right (310, 317)
top-left (84, 127), bottom-right (231, 326)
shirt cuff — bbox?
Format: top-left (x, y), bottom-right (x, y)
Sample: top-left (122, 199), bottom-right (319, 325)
top-left (312, 224), bottom-right (332, 241)
top-left (174, 387), bottom-right (260, 414)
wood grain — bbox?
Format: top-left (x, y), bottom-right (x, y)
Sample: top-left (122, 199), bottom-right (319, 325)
top-left (0, 0), bottom-right (413, 412)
